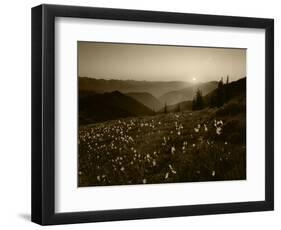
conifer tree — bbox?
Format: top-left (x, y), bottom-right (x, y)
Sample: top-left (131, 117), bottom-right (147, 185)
top-left (192, 88), bottom-right (204, 110)
top-left (216, 77), bottom-right (224, 107)
top-left (225, 75), bottom-right (230, 102)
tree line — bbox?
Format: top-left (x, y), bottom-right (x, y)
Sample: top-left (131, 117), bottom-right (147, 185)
top-left (192, 76), bottom-right (230, 111)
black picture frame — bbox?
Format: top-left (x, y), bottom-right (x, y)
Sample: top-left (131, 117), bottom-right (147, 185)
top-left (31, 4), bottom-right (274, 225)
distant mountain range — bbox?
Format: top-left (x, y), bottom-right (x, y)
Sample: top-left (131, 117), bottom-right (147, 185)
top-left (79, 77), bottom-right (218, 104)
top-left (79, 77), bottom-right (246, 125)
top-left (159, 81), bottom-right (218, 105)
top-left (166, 77), bottom-right (246, 113)
top-left (79, 77), bottom-right (191, 97)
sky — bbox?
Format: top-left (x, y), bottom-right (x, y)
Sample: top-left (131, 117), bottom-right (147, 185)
top-left (78, 41), bottom-right (246, 83)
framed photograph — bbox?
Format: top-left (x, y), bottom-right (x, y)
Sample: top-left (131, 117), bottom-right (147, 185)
top-left (31, 4), bottom-right (274, 225)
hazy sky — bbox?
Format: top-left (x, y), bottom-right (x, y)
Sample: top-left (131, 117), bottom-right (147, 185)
top-left (78, 41), bottom-right (246, 83)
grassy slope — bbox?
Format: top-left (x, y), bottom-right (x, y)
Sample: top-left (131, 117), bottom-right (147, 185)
top-left (79, 101), bottom-right (246, 187)
top-left (79, 91), bottom-right (154, 125)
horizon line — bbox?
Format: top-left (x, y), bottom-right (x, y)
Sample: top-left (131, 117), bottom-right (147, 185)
top-left (79, 76), bottom-right (246, 83)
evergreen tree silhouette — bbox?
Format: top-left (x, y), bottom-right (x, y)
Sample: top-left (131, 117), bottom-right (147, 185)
top-left (192, 88), bottom-right (204, 110)
top-left (216, 77), bottom-right (224, 107)
top-left (225, 75), bottom-right (230, 102)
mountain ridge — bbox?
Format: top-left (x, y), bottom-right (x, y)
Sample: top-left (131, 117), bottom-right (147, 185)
top-left (158, 81), bottom-right (218, 105)
top-left (79, 77), bottom-right (191, 97)
top-left (126, 92), bottom-right (163, 111)
top-left (79, 90), bottom-right (154, 125)
top-left (165, 77), bottom-right (246, 112)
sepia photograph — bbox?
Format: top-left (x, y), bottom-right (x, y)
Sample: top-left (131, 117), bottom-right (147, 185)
top-left (31, 4), bottom-right (274, 225)
top-left (78, 41), bottom-right (246, 187)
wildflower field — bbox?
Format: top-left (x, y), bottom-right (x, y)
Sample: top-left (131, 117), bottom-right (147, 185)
top-left (78, 105), bottom-right (246, 187)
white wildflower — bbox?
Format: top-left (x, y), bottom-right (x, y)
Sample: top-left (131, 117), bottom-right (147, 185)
top-left (212, 170), bottom-right (216, 177)
top-left (165, 172), bottom-right (169, 179)
top-left (194, 128), bottom-right (199, 133)
top-left (204, 124), bottom-right (208, 132)
top-left (216, 127), bottom-right (222, 135)
top-left (169, 164), bottom-right (177, 174)
top-left (143, 179), bottom-right (147, 184)
top-left (171, 146), bottom-right (176, 154)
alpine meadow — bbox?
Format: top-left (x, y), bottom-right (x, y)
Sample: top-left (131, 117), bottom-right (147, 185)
top-left (78, 42), bottom-right (246, 187)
